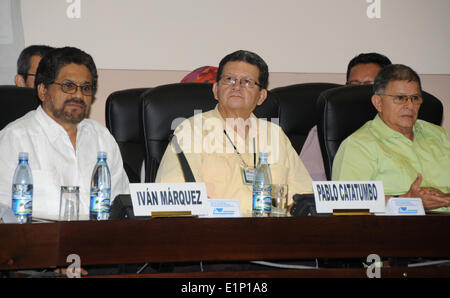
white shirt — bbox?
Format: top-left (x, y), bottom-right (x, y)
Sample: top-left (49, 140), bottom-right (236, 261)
top-left (0, 106), bottom-right (130, 220)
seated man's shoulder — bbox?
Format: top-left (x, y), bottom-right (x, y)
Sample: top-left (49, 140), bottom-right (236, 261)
top-left (264, 117), bottom-right (282, 128)
top-left (344, 121), bottom-right (378, 144)
top-left (81, 118), bottom-right (115, 138)
top-left (417, 119), bottom-right (449, 140)
top-left (336, 122), bottom-right (384, 158)
top-left (0, 110), bottom-right (37, 137)
top-left (176, 109), bottom-right (219, 131)
top-left (174, 111), bottom-right (205, 131)
top-left (253, 116), bottom-right (283, 132)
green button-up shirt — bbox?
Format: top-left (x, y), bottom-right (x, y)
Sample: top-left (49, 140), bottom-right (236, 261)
top-left (332, 114), bottom-right (450, 213)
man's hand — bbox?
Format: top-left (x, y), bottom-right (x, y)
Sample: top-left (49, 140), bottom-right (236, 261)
top-left (404, 174), bottom-right (450, 209)
top-left (404, 174), bottom-right (423, 198)
top-left (54, 267), bottom-right (88, 277)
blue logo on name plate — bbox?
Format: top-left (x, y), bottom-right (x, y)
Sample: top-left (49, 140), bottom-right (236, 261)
top-left (213, 208), bottom-right (235, 215)
top-left (398, 207), bottom-right (417, 214)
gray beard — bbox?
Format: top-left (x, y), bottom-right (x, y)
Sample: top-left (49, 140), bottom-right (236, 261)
top-left (49, 99), bottom-right (87, 124)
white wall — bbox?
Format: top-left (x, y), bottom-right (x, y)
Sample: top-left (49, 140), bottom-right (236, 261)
top-left (20, 0), bottom-right (450, 74)
top-left (17, 0), bottom-right (450, 133)
top-left (0, 0), bottom-right (24, 85)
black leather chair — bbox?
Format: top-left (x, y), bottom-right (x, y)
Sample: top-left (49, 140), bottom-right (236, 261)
top-left (105, 88), bottom-right (150, 183)
top-left (271, 83), bottom-right (341, 154)
top-left (142, 82), bottom-right (280, 182)
top-left (0, 86), bottom-right (39, 130)
top-left (316, 84), bottom-right (444, 180)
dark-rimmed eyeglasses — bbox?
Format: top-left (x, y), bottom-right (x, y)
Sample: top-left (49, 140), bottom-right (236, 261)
top-left (346, 80), bottom-right (374, 86)
top-left (19, 73), bottom-right (36, 77)
top-left (219, 76), bottom-right (262, 89)
top-left (51, 81), bottom-right (94, 96)
top-left (376, 93), bottom-right (423, 105)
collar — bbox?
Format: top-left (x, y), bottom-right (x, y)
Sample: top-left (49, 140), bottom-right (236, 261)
top-left (213, 104), bottom-right (258, 125)
top-left (213, 104), bottom-right (259, 140)
top-left (372, 114), bottom-right (423, 141)
top-left (35, 105), bottom-right (88, 143)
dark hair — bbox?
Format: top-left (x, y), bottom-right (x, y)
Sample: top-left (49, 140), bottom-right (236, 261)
top-left (17, 45), bottom-right (54, 80)
top-left (216, 50), bottom-right (269, 89)
top-left (346, 52), bottom-right (392, 81)
top-left (373, 64), bottom-right (422, 94)
top-left (35, 46), bottom-right (98, 95)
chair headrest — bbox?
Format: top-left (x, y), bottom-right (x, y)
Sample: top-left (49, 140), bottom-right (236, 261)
top-left (105, 88), bottom-right (150, 143)
top-left (0, 85), bottom-right (39, 130)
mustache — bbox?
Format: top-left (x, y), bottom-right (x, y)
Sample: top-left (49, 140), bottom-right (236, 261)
top-left (63, 98), bottom-right (87, 109)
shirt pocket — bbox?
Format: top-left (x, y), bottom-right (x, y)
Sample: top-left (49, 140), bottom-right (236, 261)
top-left (419, 143), bottom-right (450, 190)
top-left (200, 155), bottom-right (232, 198)
top-left (376, 152), bottom-right (415, 194)
top-left (270, 163), bottom-right (289, 185)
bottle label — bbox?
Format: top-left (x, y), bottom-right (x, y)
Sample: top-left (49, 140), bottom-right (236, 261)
top-left (252, 193), bottom-right (272, 212)
top-left (90, 193), bottom-right (111, 214)
top-left (12, 195), bottom-right (32, 216)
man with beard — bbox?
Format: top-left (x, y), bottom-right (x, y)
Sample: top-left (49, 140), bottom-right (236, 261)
top-left (0, 47), bottom-right (129, 220)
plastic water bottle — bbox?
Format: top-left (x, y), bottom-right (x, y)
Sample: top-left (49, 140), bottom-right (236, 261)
top-left (12, 152), bottom-right (33, 224)
top-left (252, 152), bottom-right (272, 217)
top-left (90, 152), bottom-right (111, 220)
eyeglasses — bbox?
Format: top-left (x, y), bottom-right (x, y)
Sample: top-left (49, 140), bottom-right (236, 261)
top-left (346, 80), bottom-right (374, 86)
top-left (20, 73), bottom-right (36, 77)
top-left (376, 93), bottom-right (423, 105)
top-left (19, 73), bottom-right (36, 80)
top-left (51, 81), bottom-right (94, 96)
top-left (219, 75), bottom-right (262, 89)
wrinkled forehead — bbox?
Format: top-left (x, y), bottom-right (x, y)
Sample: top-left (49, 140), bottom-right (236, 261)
top-left (54, 63), bottom-right (92, 84)
top-left (385, 80), bottom-right (421, 94)
top-left (348, 63), bottom-right (382, 82)
top-left (221, 61), bottom-right (260, 80)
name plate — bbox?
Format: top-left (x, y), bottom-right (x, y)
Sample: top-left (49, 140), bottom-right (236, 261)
top-left (129, 183), bottom-right (209, 217)
top-left (312, 181), bottom-right (385, 214)
top-left (385, 198), bottom-right (425, 215)
top-left (203, 199), bottom-right (241, 218)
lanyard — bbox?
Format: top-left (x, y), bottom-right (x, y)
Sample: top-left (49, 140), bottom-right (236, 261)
top-left (223, 129), bottom-right (256, 169)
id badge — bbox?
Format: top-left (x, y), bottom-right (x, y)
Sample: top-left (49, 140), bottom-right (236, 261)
top-left (241, 167), bottom-right (255, 185)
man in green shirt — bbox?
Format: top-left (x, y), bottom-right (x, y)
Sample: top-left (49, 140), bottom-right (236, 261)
top-left (332, 64), bottom-right (450, 212)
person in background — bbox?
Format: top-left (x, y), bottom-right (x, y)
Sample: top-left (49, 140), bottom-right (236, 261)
top-left (333, 64), bottom-right (450, 212)
top-left (181, 66), bottom-right (218, 83)
top-left (14, 45), bottom-right (54, 88)
top-left (0, 46), bottom-right (129, 220)
top-left (345, 52), bottom-right (392, 86)
top-left (300, 52), bottom-right (392, 181)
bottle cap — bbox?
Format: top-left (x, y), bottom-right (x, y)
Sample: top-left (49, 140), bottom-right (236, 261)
top-left (18, 152), bottom-right (29, 161)
top-left (97, 152), bottom-right (107, 159)
top-left (258, 152), bottom-right (268, 162)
